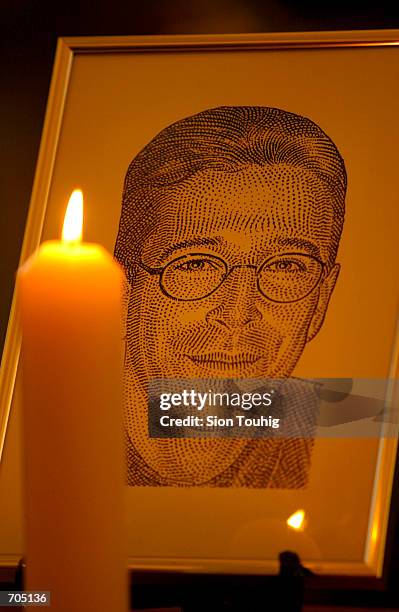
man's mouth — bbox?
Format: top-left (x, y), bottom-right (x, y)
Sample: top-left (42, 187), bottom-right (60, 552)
top-left (186, 352), bottom-right (262, 368)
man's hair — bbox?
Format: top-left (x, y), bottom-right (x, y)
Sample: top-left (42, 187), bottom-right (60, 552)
top-left (115, 106), bottom-right (346, 268)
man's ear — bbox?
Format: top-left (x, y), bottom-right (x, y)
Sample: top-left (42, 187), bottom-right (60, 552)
top-left (307, 264), bottom-right (340, 343)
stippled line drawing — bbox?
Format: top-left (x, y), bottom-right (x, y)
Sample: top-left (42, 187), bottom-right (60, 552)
top-left (114, 106), bottom-right (346, 488)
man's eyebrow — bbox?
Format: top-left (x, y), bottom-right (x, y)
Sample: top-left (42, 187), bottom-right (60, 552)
top-left (158, 237), bottom-right (222, 261)
top-left (276, 237), bottom-right (321, 259)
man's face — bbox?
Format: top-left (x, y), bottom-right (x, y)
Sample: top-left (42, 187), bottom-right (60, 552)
top-left (123, 163), bottom-right (340, 484)
top-left (127, 164), bottom-right (339, 385)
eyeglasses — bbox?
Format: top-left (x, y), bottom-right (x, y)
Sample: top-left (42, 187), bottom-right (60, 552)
top-left (137, 252), bottom-right (325, 303)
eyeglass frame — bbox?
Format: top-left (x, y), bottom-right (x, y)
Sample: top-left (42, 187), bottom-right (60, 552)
top-left (134, 251), bottom-right (327, 304)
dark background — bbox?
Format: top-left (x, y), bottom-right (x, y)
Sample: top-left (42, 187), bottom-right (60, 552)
top-left (1, 0), bottom-right (399, 351)
top-left (1, 3), bottom-right (399, 608)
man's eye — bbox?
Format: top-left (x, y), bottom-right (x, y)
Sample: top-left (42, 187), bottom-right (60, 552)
top-left (175, 259), bottom-right (214, 272)
top-left (267, 259), bottom-right (306, 272)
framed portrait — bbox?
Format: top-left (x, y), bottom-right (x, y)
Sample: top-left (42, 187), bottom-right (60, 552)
top-left (0, 30), bottom-right (399, 589)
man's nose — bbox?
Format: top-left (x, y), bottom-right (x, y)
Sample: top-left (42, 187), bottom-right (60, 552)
top-left (205, 267), bottom-right (263, 330)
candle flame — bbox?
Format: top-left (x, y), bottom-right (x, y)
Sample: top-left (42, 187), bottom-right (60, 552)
top-left (287, 509), bottom-right (305, 531)
top-left (62, 189), bottom-right (83, 243)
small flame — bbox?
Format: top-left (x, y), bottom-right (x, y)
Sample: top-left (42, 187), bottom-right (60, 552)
top-left (62, 189), bottom-right (83, 243)
top-left (287, 509), bottom-right (305, 531)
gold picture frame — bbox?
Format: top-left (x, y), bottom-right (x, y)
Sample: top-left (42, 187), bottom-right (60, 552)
top-left (1, 31), bottom-right (399, 582)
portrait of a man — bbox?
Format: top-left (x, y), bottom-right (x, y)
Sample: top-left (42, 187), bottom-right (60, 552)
top-left (114, 105), bottom-right (346, 489)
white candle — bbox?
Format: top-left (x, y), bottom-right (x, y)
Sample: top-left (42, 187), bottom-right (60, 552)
top-left (18, 190), bottom-right (127, 611)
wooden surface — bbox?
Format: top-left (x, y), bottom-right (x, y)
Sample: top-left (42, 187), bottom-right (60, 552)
top-left (304, 607), bottom-right (399, 611)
